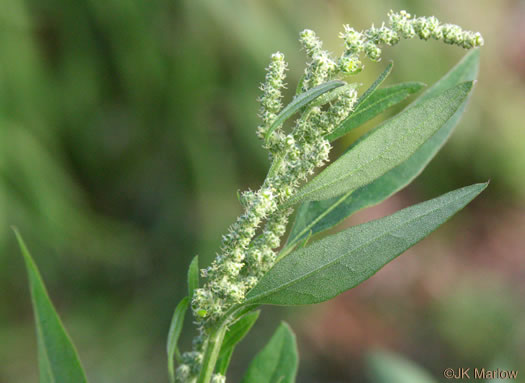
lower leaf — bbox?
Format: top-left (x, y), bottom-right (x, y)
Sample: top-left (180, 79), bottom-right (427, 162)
top-left (240, 322), bottom-right (298, 383)
top-left (167, 296), bottom-right (190, 382)
top-left (14, 228), bottom-right (89, 383)
top-left (246, 183), bottom-right (487, 306)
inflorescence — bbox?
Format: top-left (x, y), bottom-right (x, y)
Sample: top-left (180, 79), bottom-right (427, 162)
top-left (176, 10), bottom-right (483, 382)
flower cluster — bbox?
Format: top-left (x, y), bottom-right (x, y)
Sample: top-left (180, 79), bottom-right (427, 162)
top-left (256, 52), bottom-right (287, 154)
top-left (176, 10), bottom-right (483, 382)
top-left (299, 29), bottom-right (338, 91)
top-left (338, 10), bottom-right (484, 73)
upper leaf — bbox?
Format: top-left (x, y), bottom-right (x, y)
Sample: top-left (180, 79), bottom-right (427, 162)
top-left (265, 80), bottom-right (345, 142)
top-left (285, 81), bottom-right (473, 205)
top-left (14, 229), bottom-right (89, 383)
top-left (247, 183), bottom-right (487, 306)
top-left (327, 81), bottom-right (425, 141)
top-left (411, 48), bottom-right (480, 107)
top-left (188, 255), bottom-right (199, 299)
top-left (240, 322), bottom-right (298, 383)
top-left (284, 49), bottom-right (480, 249)
top-left (353, 61), bottom-right (393, 107)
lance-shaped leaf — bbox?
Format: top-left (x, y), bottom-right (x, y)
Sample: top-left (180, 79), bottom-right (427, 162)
top-left (240, 322), bottom-right (298, 383)
top-left (327, 81), bottom-right (425, 141)
top-left (307, 83), bottom-right (359, 109)
top-left (265, 80), bottom-right (344, 141)
top-left (367, 350), bottom-right (438, 383)
top-left (216, 311), bottom-right (260, 375)
top-left (411, 48), bottom-right (480, 107)
top-left (247, 183), bottom-right (487, 306)
top-left (285, 81), bottom-right (473, 205)
top-left (167, 297), bottom-right (189, 382)
top-left (14, 229), bottom-right (89, 383)
top-left (187, 255), bottom-right (199, 299)
top-left (285, 49), bottom-right (479, 249)
top-left (354, 61), bottom-right (393, 107)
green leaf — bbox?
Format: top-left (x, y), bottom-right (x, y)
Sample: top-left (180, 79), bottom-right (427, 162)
top-left (367, 350), bottom-right (438, 383)
top-left (285, 81), bottom-right (473, 205)
top-left (221, 311), bottom-right (260, 352)
top-left (247, 183), bottom-right (487, 306)
top-left (284, 49), bottom-right (479, 249)
top-left (13, 228), bottom-right (89, 383)
top-left (307, 83), bottom-right (359, 109)
top-left (240, 322), bottom-right (298, 383)
top-left (411, 48), bottom-right (480, 107)
top-left (355, 61), bottom-right (393, 106)
top-left (167, 297), bottom-right (190, 383)
top-left (188, 255), bottom-right (199, 298)
top-left (327, 81), bottom-right (425, 141)
top-left (265, 80), bottom-right (345, 141)
top-left (216, 310), bottom-right (260, 375)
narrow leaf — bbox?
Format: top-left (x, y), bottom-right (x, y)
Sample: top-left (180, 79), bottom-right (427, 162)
top-left (411, 48), bottom-right (480, 106)
top-left (307, 83), bottom-right (359, 109)
top-left (367, 350), bottom-right (438, 383)
top-left (286, 81), bottom-right (473, 205)
top-left (285, 49), bottom-right (479, 248)
top-left (247, 183), bottom-right (487, 306)
top-left (216, 349), bottom-right (235, 377)
top-left (13, 229), bottom-right (89, 383)
top-left (216, 311), bottom-right (260, 375)
top-left (188, 255), bottom-right (199, 298)
top-left (355, 61), bottom-right (393, 107)
top-left (327, 82), bottom-right (425, 141)
top-left (265, 80), bottom-right (344, 141)
top-left (167, 297), bottom-right (190, 383)
top-left (221, 311), bottom-right (260, 351)
top-left (240, 322), bottom-right (298, 383)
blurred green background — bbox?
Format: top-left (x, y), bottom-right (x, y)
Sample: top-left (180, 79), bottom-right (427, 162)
top-left (1, 0), bottom-right (524, 382)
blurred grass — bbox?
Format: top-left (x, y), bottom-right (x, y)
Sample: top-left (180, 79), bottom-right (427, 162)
top-left (1, 0), bottom-right (524, 382)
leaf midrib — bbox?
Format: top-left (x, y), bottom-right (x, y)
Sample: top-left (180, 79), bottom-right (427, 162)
top-left (287, 191), bottom-right (352, 248)
top-left (34, 294), bottom-right (57, 383)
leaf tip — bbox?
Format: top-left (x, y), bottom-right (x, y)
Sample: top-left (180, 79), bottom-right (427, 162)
top-left (11, 225), bottom-right (21, 241)
top-left (11, 226), bottom-right (31, 262)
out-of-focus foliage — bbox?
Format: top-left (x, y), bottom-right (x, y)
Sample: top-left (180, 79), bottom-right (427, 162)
top-left (367, 350), bottom-right (437, 383)
top-left (1, 0), bottom-right (524, 382)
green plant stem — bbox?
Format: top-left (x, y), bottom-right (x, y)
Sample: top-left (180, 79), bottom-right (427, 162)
top-left (197, 304), bottom-right (258, 382)
top-left (197, 325), bottom-right (228, 383)
top-left (277, 242), bottom-right (296, 262)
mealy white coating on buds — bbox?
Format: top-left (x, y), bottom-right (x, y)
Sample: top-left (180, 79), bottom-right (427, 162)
top-left (299, 29), bottom-right (338, 91)
top-left (180, 11), bottom-right (483, 382)
top-left (175, 364), bottom-right (192, 383)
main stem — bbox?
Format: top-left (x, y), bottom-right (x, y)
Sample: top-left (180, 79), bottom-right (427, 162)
top-left (196, 325), bottom-right (227, 383)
